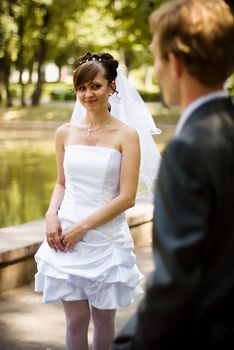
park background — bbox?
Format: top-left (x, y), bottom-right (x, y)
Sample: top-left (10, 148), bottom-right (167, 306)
top-left (0, 0), bottom-right (234, 229)
top-left (0, 1), bottom-right (234, 349)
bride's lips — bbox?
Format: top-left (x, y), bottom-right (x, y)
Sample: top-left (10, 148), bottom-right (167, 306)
top-left (85, 100), bottom-right (97, 104)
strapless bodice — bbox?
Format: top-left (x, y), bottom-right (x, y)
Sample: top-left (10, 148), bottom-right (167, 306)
top-left (60, 145), bottom-right (122, 213)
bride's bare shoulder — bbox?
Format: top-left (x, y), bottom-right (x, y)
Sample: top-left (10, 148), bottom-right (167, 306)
top-left (55, 122), bottom-right (84, 135)
top-left (111, 116), bottom-right (138, 137)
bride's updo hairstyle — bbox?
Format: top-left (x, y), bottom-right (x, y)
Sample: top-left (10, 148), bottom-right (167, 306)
top-left (73, 52), bottom-right (119, 91)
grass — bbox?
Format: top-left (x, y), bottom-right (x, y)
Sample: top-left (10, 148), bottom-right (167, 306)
top-left (0, 101), bottom-right (179, 125)
top-left (152, 105), bottom-right (180, 125)
top-left (1, 80), bottom-right (180, 126)
top-left (0, 104), bottom-right (73, 123)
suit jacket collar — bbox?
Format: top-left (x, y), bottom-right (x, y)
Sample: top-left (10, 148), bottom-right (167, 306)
top-left (175, 91), bottom-right (229, 136)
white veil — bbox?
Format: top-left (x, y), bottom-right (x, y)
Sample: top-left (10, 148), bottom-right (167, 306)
top-left (71, 65), bottom-right (161, 202)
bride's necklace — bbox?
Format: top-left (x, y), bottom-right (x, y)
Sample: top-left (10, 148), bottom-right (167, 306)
top-left (86, 118), bottom-right (110, 137)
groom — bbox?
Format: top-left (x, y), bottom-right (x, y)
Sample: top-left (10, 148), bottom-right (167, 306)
top-left (131, 0), bottom-right (234, 349)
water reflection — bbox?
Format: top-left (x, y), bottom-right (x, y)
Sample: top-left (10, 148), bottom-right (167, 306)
top-left (0, 138), bottom-right (56, 228)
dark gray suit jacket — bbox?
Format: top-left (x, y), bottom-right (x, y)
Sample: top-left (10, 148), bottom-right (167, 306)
top-left (113, 96), bottom-right (234, 350)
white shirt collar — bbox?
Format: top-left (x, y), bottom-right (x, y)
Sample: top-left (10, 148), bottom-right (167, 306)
top-left (175, 90), bottom-right (229, 136)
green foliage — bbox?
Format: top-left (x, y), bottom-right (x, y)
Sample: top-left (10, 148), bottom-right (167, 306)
top-left (1, 0), bottom-right (172, 106)
top-left (48, 87), bottom-right (161, 103)
top-left (0, 1), bottom-right (18, 60)
top-left (50, 90), bottom-right (75, 101)
top-left (1, 0), bottom-right (169, 69)
top-left (225, 74), bottom-right (234, 96)
top-left (138, 89), bottom-right (161, 102)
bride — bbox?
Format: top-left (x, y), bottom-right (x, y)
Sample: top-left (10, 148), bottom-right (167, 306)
top-left (35, 51), bottom-right (161, 350)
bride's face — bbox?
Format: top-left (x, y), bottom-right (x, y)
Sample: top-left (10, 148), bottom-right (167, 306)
top-left (76, 71), bottom-right (114, 112)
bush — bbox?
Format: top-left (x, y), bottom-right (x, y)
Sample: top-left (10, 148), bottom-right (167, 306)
top-left (50, 89), bottom-right (76, 101)
top-left (50, 88), bottom-right (162, 103)
top-left (226, 74), bottom-right (234, 96)
top-left (138, 89), bottom-right (162, 102)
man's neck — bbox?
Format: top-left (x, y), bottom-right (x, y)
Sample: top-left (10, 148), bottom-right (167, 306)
top-left (180, 75), bottom-right (224, 111)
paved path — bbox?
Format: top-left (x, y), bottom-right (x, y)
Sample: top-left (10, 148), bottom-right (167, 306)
top-left (0, 245), bottom-right (154, 350)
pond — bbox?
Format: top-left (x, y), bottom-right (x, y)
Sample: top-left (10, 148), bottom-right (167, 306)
top-left (0, 134), bottom-right (56, 228)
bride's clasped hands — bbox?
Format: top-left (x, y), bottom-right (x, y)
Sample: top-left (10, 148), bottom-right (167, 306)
top-left (46, 214), bottom-right (85, 252)
top-left (61, 222), bottom-right (87, 252)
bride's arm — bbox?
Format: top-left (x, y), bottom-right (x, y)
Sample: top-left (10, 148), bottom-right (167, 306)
top-left (62, 127), bottom-right (140, 250)
top-left (45, 126), bottom-right (67, 251)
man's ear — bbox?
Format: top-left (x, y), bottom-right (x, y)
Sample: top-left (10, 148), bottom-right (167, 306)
top-left (168, 53), bottom-right (183, 78)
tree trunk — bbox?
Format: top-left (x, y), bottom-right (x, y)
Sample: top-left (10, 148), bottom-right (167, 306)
top-left (27, 60), bottom-right (34, 84)
top-left (19, 75), bottom-right (26, 107)
top-left (31, 43), bottom-right (46, 106)
top-left (3, 54), bottom-right (13, 107)
top-left (58, 65), bottom-right (62, 82)
top-left (18, 15), bottom-right (26, 106)
top-left (31, 8), bottom-right (50, 106)
top-left (31, 67), bottom-right (42, 105)
top-left (119, 47), bottom-right (126, 66)
top-left (0, 60), bottom-right (4, 104)
top-left (18, 42), bottom-right (26, 106)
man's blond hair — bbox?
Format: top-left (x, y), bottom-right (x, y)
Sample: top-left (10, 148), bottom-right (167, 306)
top-left (149, 0), bottom-right (234, 86)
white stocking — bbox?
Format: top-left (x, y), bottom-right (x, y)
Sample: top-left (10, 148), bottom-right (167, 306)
top-left (91, 305), bottom-right (116, 350)
top-left (62, 300), bottom-right (90, 350)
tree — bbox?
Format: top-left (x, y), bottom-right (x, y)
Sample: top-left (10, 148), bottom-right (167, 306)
top-left (1, 0), bottom-right (170, 107)
top-left (103, 0), bottom-right (167, 69)
top-left (0, 0), bottom-right (18, 106)
top-left (31, 0), bottom-right (87, 105)
top-left (14, 0), bottom-right (35, 106)
top-left (1, 0), bottom-right (87, 106)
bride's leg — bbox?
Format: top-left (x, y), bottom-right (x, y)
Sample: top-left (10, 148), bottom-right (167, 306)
top-left (62, 299), bottom-right (90, 350)
top-left (91, 305), bottom-right (116, 350)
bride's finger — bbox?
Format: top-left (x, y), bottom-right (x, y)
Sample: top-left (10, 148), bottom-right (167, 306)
top-left (49, 239), bottom-right (58, 252)
top-left (63, 241), bottom-right (73, 252)
top-left (47, 236), bottom-right (54, 248)
top-left (53, 235), bottom-right (64, 251)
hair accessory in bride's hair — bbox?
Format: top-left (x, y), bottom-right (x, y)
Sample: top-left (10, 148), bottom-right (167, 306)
top-left (77, 53), bottom-right (104, 67)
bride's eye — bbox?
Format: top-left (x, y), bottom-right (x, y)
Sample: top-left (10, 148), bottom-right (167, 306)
top-left (77, 85), bottom-right (86, 91)
top-left (92, 84), bottom-right (102, 90)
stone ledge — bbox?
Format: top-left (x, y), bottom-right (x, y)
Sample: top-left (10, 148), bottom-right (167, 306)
top-left (0, 220), bottom-right (45, 264)
top-left (126, 201), bottom-right (154, 227)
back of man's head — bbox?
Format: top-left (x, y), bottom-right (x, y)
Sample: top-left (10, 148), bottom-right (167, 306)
top-left (149, 0), bottom-right (234, 86)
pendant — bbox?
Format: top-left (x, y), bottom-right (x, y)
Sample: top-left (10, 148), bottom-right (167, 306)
top-left (87, 128), bottom-right (92, 137)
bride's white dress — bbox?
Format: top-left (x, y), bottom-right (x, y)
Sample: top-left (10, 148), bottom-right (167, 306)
top-left (35, 145), bottom-right (144, 309)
